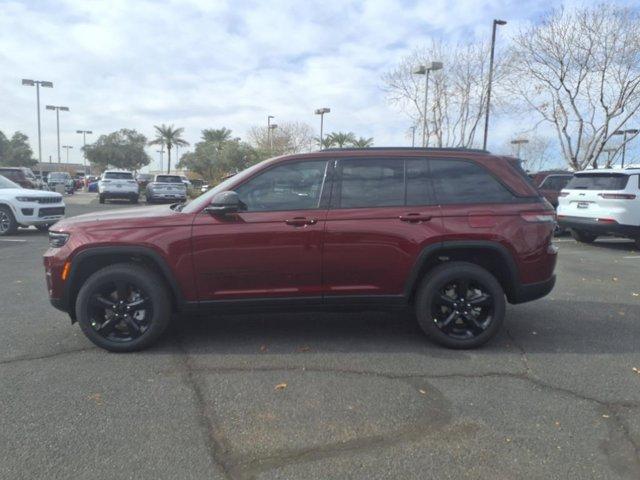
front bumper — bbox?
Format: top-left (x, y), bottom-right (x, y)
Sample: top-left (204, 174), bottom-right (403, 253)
top-left (558, 216), bottom-right (640, 238)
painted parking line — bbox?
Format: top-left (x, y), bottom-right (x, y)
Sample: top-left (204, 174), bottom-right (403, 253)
top-left (623, 256), bottom-right (640, 259)
top-left (0, 239), bottom-right (27, 243)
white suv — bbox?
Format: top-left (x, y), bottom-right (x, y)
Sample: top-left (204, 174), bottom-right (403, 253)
top-left (557, 168), bottom-right (640, 247)
top-left (0, 174), bottom-right (65, 236)
top-left (98, 170), bottom-right (139, 204)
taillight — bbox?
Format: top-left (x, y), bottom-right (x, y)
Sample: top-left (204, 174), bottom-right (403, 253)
top-left (559, 192), bottom-right (569, 197)
top-left (597, 193), bottom-right (636, 200)
top-left (521, 212), bottom-right (556, 223)
top-left (597, 218), bottom-right (618, 224)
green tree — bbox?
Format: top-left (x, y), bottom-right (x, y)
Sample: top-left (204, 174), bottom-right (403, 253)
top-left (84, 129), bottom-right (151, 171)
top-left (352, 137), bottom-right (374, 148)
top-left (148, 124), bottom-right (189, 174)
top-left (177, 128), bottom-right (258, 182)
top-left (0, 131), bottom-right (37, 167)
top-left (324, 131), bottom-right (357, 148)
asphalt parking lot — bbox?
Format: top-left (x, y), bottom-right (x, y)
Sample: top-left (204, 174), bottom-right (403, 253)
top-left (1, 193), bottom-right (639, 480)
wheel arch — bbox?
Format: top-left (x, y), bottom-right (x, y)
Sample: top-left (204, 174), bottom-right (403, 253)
top-left (404, 241), bottom-right (520, 304)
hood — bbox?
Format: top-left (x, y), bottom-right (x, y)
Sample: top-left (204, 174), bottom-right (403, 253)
top-left (0, 188), bottom-right (64, 199)
top-left (54, 204), bottom-right (178, 230)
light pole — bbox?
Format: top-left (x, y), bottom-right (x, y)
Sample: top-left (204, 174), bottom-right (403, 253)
top-left (22, 79), bottom-right (53, 174)
top-left (268, 123), bottom-right (278, 152)
top-left (156, 148), bottom-right (164, 172)
top-left (267, 115), bottom-right (275, 151)
top-left (45, 105), bottom-right (69, 163)
top-left (483, 19), bottom-right (507, 150)
top-left (413, 62), bottom-right (443, 147)
top-left (613, 129), bottom-right (639, 168)
top-left (314, 107), bottom-right (330, 149)
top-left (510, 138), bottom-right (529, 159)
top-left (62, 145), bottom-right (73, 163)
top-left (76, 130), bottom-right (93, 174)
top-left (409, 126), bottom-right (417, 147)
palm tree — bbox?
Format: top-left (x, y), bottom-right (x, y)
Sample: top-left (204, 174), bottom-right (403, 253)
top-left (352, 137), bottom-right (374, 148)
top-left (148, 124), bottom-right (189, 174)
top-left (202, 128), bottom-right (233, 147)
top-left (325, 131), bottom-right (357, 148)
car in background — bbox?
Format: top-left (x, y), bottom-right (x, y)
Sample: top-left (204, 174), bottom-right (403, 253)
top-left (558, 169), bottom-right (640, 248)
top-left (145, 174), bottom-right (187, 203)
top-left (530, 170), bottom-right (574, 208)
top-left (47, 172), bottom-right (75, 194)
top-left (87, 179), bottom-right (99, 193)
top-left (0, 174), bottom-right (65, 235)
top-left (98, 170), bottom-right (139, 204)
top-left (180, 175), bottom-right (192, 188)
top-left (0, 167), bottom-right (37, 189)
top-left (136, 173), bottom-right (154, 189)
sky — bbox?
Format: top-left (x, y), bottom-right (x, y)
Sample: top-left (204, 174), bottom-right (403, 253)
top-left (0, 0), bottom-right (637, 170)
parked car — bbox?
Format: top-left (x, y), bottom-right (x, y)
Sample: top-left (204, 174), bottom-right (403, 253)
top-left (557, 168), bottom-right (640, 247)
top-left (136, 173), bottom-right (154, 189)
top-left (44, 147), bottom-right (557, 352)
top-left (47, 172), bottom-right (75, 194)
top-left (0, 167), bottom-right (37, 189)
top-left (530, 170), bottom-right (574, 208)
top-left (145, 174), bottom-right (187, 203)
top-left (98, 170), bottom-right (139, 204)
top-left (0, 174), bottom-right (65, 235)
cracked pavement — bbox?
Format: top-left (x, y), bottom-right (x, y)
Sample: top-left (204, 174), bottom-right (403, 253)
top-left (1, 196), bottom-right (639, 479)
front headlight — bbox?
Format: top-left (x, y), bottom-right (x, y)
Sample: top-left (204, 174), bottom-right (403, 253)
top-left (16, 196), bottom-right (37, 202)
top-left (49, 232), bottom-right (70, 248)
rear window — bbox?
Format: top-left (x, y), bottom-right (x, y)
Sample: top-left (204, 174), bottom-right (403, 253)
top-left (104, 172), bottom-right (133, 180)
top-left (156, 175), bottom-right (183, 183)
top-left (566, 174), bottom-right (629, 191)
top-left (540, 175), bottom-right (572, 191)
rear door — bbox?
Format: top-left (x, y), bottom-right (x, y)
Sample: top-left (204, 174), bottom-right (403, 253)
top-left (322, 157), bottom-right (444, 300)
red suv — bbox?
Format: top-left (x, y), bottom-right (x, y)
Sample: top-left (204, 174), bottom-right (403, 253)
top-left (44, 148), bottom-right (557, 352)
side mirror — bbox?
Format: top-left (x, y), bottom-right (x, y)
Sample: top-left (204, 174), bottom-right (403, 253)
top-left (205, 191), bottom-right (245, 216)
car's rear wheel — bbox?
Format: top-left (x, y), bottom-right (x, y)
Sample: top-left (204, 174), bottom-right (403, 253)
top-left (571, 229), bottom-right (597, 243)
top-left (0, 206), bottom-right (18, 236)
top-left (99, 194), bottom-right (105, 204)
top-left (415, 262), bottom-right (505, 349)
top-left (75, 264), bottom-right (171, 352)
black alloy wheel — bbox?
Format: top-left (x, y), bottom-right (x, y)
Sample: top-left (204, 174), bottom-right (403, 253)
top-left (0, 206), bottom-right (17, 236)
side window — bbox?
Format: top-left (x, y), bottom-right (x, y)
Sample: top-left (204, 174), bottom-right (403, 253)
top-left (235, 160), bottom-right (327, 212)
top-left (430, 159), bottom-right (515, 204)
top-left (338, 159), bottom-right (404, 208)
top-left (406, 159), bottom-right (434, 205)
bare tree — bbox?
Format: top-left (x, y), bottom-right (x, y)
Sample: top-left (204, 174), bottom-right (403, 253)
top-left (498, 134), bottom-right (555, 172)
top-left (383, 39), bottom-right (500, 148)
top-left (247, 121), bottom-right (316, 155)
top-left (505, 5), bottom-right (640, 170)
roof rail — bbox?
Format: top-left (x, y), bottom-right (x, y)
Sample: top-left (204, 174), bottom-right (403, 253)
top-left (319, 147), bottom-right (490, 154)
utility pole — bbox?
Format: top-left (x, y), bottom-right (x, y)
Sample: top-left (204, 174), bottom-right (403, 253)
top-left (22, 79), bottom-right (53, 175)
top-left (483, 19), bottom-right (507, 150)
top-left (76, 130), bottom-right (93, 174)
top-left (413, 62), bottom-right (443, 147)
top-left (45, 105), bottom-right (69, 163)
top-left (314, 108), bottom-right (330, 149)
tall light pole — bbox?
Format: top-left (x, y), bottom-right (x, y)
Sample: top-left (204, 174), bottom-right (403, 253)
top-left (156, 148), bottom-right (164, 172)
top-left (268, 123), bottom-right (278, 152)
top-left (409, 126), bottom-right (417, 147)
top-left (314, 107), bottom-right (330, 149)
top-left (511, 138), bottom-right (529, 159)
top-left (267, 115), bottom-right (275, 151)
top-left (21, 79), bottom-right (53, 173)
top-left (483, 19), bottom-right (507, 150)
top-left (413, 61), bottom-right (443, 147)
top-left (613, 129), bottom-right (639, 168)
top-left (76, 130), bottom-right (92, 174)
top-left (62, 145), bottom-right (73, 163)
top-left (45, 105), bottom-right (69, 163)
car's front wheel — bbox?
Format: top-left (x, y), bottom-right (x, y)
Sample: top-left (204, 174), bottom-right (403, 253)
top-left (0, 206), bottom-right (18, 236)
top-left (415, 262), bottom-right (505, 349)
top-left (571, 229), bottom-right (597, 243)
top-left (75, 263), bottom-right (171, 352)
top-left (35, 224), bottom-right (51, 232)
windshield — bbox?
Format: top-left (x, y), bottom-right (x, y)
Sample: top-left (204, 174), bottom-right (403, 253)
top-left (183, 159), bottom-right (270, 213)
top-left (155, 175), bottom-right (183, 183)
top-left (48, 172), bottom-right (70, 181)
top-left (566, 174), bottom-right (629, 191)
top-left (104, 172), bottom-right (133, 180)
top-left (0, 175), bottom-right (19, 189)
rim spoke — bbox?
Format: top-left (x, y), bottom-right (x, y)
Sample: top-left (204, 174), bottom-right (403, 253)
top-left (469, 293), bottom-right (491, 306)
top-left (462, 315), bottom-right (486, 334)
top-left (456, 278), bottom-right (470, 300)
top-left (438, 294), bottom-right (456, 308)
top-left (124, 316), bottom-right (142, 337)
top-left (97, 316), bottom-right (116, 335)
top-left (126, 297), bottom-right (148, 309)
top-left (439, 311), bottom-right (457, 330)
top-left (92, 294), bottom-right (115, 309)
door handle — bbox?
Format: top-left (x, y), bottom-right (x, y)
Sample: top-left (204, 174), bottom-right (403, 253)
top-left (285, 217), bottom-right (318, 227)
top-left (399, 213), bottom-right (432, 223)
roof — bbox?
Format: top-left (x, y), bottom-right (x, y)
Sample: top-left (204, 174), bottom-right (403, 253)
top-left (576, 168), bottom-right (640, 175)
top-left (320, 147), bottom-right (490, 154)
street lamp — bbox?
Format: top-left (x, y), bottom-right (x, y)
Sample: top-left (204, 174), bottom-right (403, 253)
top-left (482, 19), bottom-right (507, 150)
top-left (21, 79), bottom-right (53, 172)
top-left (62, 145), bottom-right (73, 163)
top-left (76, 130), bottom-right (93, 174)
top-left (268, 123), bottom-right (278, 152)
top-left (613, 129), bottom-right (639, 168)
top-left (409, 125), bottom-right (417, 147)
top-left (45, 105), bottom-right (69, 163)
top-left (314, 107), bottom-right (330, 149)
top-left (267, 115), bottom-right (275, 151)
top-left (510, 138), bottom-right (529, 159)
top-left (156, 148), bottom-right (164, 172)
top-left (413, 61), bottom-right (443, 147)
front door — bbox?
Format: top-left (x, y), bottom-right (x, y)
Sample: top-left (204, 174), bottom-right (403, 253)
top-left (191, 159), bottom-right (330, 303)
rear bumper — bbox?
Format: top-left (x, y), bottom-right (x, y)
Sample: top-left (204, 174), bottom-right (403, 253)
top-left (101, 191), bottom-right (138, 198)
top-left (510, 275), bottom-right (556, 304)
top-left (49, 297), bottom-right (67, 313)
top-left (558, 216), bottom-right (640, 238)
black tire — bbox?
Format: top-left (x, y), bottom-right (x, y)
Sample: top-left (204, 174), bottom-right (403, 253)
top-left (571, 229), bottom-right (597, 243)
top-left (0, 205), bottom-right (18, 236)
top-left (415, 261), bottom-right (505, 349)
top-left (635, 238), bottom-right (640, 250)
top-left (99, 194), bottom-right (105, 204)
top-left (130, 195), bottom-right (139, 204)
top-left (75, 263), bottom-right (171, 352)
top-left (35, 224), bottom-right (51, 232)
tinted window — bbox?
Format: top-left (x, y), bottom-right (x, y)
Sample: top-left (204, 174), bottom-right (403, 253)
top-left (155, 175), bottom-right (182, 183)
top-left (406, 159), bottom-right (433, 205)
top-left (236, 160), bottom-right (327, 211)
top-left (431, 159), bottom-right (515, 204)
top-left (338, 158), bottom-right (404, 208)
top-left (566, 174), bottom-right (629, 191)
top-left (540, 175), bottom-right (572, 191)
top-left (104, 172), bottom-right (133, 180)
